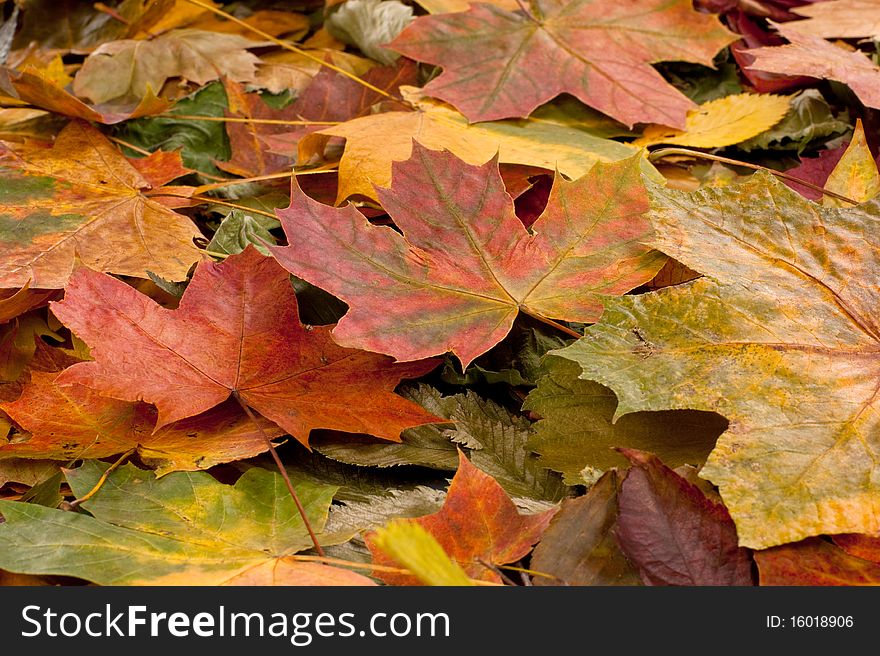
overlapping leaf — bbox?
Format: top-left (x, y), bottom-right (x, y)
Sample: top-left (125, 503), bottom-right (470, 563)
top-left (299, 87), bottom-right (640, 203)
top-left (390, 0), bottom-right (735, 126)
top-left (747, 23), bottom-right (880, 110)
top-left (366, 452), bottom-right (556, 584)
top-left (273, 145), bottom-right (665, 367)
top-left (0, 462), bottom-right (373, 585)
top-left (553, 172), bottom-right (880, 549)
top-left (0, 121), bottom-right (201, 288)
top-left (0, 373), bottom-right (285, 476)
top-left (52, 247), bottom-right (441, 445)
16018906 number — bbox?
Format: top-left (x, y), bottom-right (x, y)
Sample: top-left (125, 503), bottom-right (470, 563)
top-left (790, 616), bottom-right (853, 628)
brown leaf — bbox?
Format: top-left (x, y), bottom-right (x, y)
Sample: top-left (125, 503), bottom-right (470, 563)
top-left (530, 471), bottom-right (640, 586)
top-left (615, 450), bottom-right (755, 586)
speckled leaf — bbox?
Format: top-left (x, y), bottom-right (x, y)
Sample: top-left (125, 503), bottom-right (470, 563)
top-left (366, 452), bottom-right (556, 584)
top-left (553, 172), bottom-right (880, 548)
top-left (0, 121), bottom-right (201, 288)
top-left (390, 0), bottom-right (734, 126)
top-left (0, 462), bottom-right (374, 585)
top-left (524, 357), bottom-right (725, 484)
top-left (52, 247), bottom-right (441, 445)
top-left (273, 145), bottom-right (665, 367)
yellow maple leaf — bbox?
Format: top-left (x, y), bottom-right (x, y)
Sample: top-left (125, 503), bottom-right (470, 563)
top-left (635, 93), bottom-right (790, 148)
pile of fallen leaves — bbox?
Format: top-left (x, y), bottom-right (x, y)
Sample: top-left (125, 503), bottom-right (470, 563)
top-left (0, 0), bottom-right (878, 587)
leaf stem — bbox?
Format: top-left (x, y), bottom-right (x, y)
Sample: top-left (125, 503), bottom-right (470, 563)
top-left (67, 448), bottom-right (137, 510)
top-left (159, 114), bottom-right (341, 126)
top-left (193, 168), bottom-right (337, 194)
top-left (171, 194), bottom-right (280, 219)
top-left (520, 307), bottom-right (582, 339)
top-left (180, 0), bottom-right (409, 108)
top-left (289, 554), bottom-right (502, 585)
top-left (648, 147), bottom-right (859, 206)
top-left (232, 392), bottom-right (325, 557)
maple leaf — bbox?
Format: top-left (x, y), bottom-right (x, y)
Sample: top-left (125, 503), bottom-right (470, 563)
top-left (0, 121), bottom-right (201, 289)
top-left (261, 58), bottom-right (419, 162)
top-left (52, 247), bottom-right (441, 445)
top-left (298, 86), bottom-right (640, 203)
top-left (788, 0), bottom-right (880, 38)
top-left (0, 372), bottom-right (286, 476)
top-left (746, 22), bottom-right (880, 111)
top-left (366, 451), bottom-right (556, 584)
top-left (615, 450), bottom-right (754, 586)
top-left (832, 533), bottom-right (880, 563)
top-left (530, 470), bottom-right (641, 586)
top-left (0, 462), bottom-right (373, 585)
top-left (390, 0), bottom-right (735, 126)
top-left (552, 172), bottom-right (880, 549)
top-left (755, 538), bottom-right (880, 586)
top-left (73, 30), bottom-right (261, 105)
top-left (272, 145), bottom-right (665, 367)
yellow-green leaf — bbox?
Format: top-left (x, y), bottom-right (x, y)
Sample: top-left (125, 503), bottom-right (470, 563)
top-left (824, 119), bottom-right (880, 207)
top-left (0, 462), bottom-right (373, 585)
top-left (369, 520), bottom-right (476, 585)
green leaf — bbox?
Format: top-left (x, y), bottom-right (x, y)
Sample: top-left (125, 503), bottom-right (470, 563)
top-left (656, 53), bottom-right (743, 105)
top-left (440, 323), bottom-right (571, 388)
top-left (115, 82), bottom-right (230, 176)
top-left (207, 209), bottom-right (280, 256)
top-left (738, 89), bottom-right (851, 153)
top-left (0, 462), bottom-right (350, 585)
top-left (524, 357), bottom-right (725, 485)
top-left (315, 385), bottom-right (569, 502)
